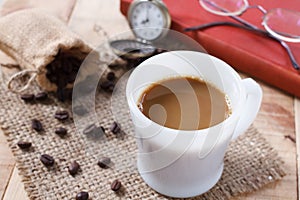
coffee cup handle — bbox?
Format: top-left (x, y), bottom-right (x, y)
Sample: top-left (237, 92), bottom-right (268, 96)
top-left (231, 78), bottom-right (262, 140)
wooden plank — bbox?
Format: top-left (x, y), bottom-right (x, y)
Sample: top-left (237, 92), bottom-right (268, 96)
top-left (0, 164), bottom-right (14, 199)
top-left (0, 0), bottom-right (76, 21)
top-left (3, 166), bottom-right (29, 200)
top-left (0, 131), bottom-right (15, 199)
top-left (296, 98), bottom-right (300, 198)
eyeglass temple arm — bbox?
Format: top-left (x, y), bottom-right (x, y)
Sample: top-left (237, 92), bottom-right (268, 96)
top-left (184, 22), bottom-right (299, 70)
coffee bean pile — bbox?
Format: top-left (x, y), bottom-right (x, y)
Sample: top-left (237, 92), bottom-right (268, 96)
top-left (45, 52), bottom-right (82, 101)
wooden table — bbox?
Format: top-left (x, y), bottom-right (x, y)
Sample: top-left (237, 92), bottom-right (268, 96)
top-left (0, 0), bottom-right (299, 199)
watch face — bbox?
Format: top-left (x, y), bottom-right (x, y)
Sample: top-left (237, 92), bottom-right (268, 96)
top-left (128, 0), bottom-right (170, 41)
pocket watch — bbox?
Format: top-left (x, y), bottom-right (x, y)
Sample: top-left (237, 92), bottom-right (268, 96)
top-left (127, 0), bottom-right (171, 42)
top-left (110, 0), bottom-right (171, 60)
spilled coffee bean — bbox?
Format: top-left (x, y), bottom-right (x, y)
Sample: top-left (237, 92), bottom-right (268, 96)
top-left (54, 110), bottom-right (69, 121)
top-left (40, 154), bottom-right (55, 167)
top-left (100, 80), bottom-right (115, 93)
top-left (21, 93), bottom-right (34, 102)
top-left (97, 157), bottom-right (111, 169)
top-left (83, 124), bottom-right (97, 135)
top-left (110, 122), bottom-right (121, 134)
top-left (73, 105), bottom-right (88, 116)
top-left (55, 127), bottom-right (67, 137)
top-left (83, 124), bottom-right (104, 139)
top-left (111, 179), bottom-right (122, 192)
top-left (17, 141), bottom-right (32, 149)
top-left (35, 92), bottom-right (48, 101)
top-left (32, 119), bottom-right (43, 132)
top-left (68, 161), bottom-right (80, 176)
top-left (76, 191), bottom-right (89, 200)
top-left (106, 72), bottom-right (116, 81)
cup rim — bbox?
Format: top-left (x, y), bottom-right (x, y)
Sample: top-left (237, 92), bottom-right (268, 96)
top-left (126, 51), bottom-right (244, 134)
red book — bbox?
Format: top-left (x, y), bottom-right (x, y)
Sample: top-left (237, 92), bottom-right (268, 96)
top-left (120, 0), bottom-right (300, 97)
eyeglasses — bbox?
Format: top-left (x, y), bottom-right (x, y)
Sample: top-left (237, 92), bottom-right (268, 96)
top-left (185, 0), bottom-right (300, 70)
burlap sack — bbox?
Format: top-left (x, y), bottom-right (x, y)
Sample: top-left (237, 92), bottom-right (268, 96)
top-left (0, 9), bottom-right (92, 93)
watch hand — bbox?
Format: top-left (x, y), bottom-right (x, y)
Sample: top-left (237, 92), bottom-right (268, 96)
top-left (146, 7), bottom-right (149, 23)
top-left (141, 19), bottom-right (147, 24)
top-left (141, 9), bottom-right (149, 25)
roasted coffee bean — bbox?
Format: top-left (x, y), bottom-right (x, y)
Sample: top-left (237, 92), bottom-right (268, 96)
top-left (111, 179), bottom-right (122, 192)
top-left (32, 119), bottom-right (43, 132)
top-left (110, 122), bottom-right (121, 134)
top-left (68, 161), bottom-right (80, 176)
top-left (40, 154), bottom-right (55, 166)
top-left (82, 124), bottom-right (98, 135)
top-left (56, 88), bottom-right (65, 102)
top-left (76, 191), bottom-right (89, 200)
top-left (106, 72), bottom-right (115, 81)
top-left (83, 124), bottom-right (104, 139)
top-left (20, 93), bottom-right (34, 102)
top-left (62, 88), bottom-right (73, 101)
top-left (55, 127), bottom-right (68, 137)
top-left (35, 92), bottom-right (48, 101)
top-left (62, 62), bottom-right (72, 74)
top-left (100, 81), bottom-right (115, 93)
top-left (67, 72), bottom-right (77, 83)
top-left (17, 141), bottom-right (32, 149)
top-left (70, 57), bottom-right (81, 67)
top-left (73, 105), bottom-right (88, 116)
top-left (54, 110), bottom-right (69, 121)
top-left (97, 157), bottom-right (111, 169)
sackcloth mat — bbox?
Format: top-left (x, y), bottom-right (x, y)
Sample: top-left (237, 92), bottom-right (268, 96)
top-left (0, 69), bottom-right (286, 200)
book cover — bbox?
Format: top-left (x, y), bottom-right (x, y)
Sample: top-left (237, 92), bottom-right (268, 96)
top-left (120, 0), bottom-right (300, 97)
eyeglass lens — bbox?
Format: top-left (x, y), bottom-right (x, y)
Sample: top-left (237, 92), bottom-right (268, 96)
top-left (199, 0), bottom-right (248, 16)
top-left (200, 0), bottom-right (300, 42)
top-left (263, 8), bottom-right (300, 43)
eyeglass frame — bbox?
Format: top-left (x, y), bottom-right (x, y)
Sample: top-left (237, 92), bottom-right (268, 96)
top-left (185, 0), bottom-right (300, 70)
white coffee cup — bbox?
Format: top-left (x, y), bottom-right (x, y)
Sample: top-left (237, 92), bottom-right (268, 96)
top-left (126, 51), bottom-right (262, 198)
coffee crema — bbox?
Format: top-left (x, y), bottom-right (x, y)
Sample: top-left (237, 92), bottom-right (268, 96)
top-left (138, 76), bottom-right (231, 130)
